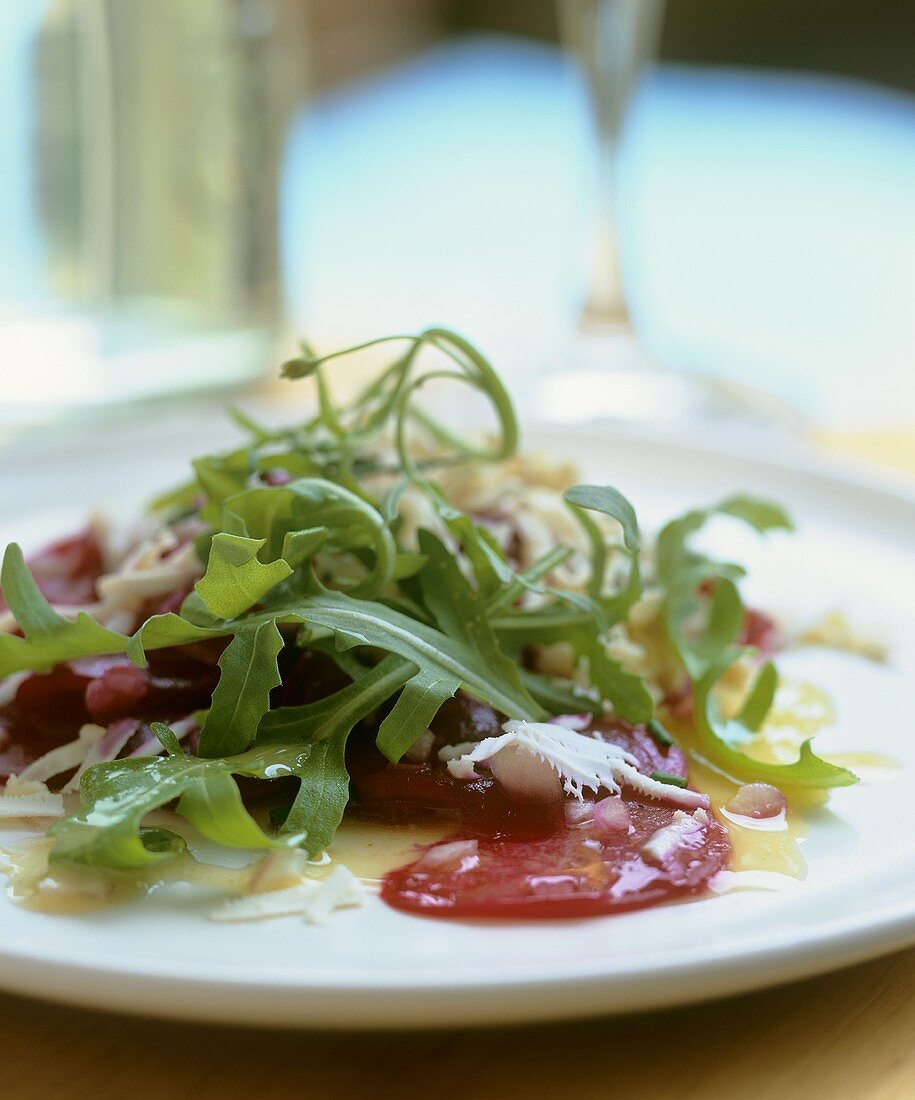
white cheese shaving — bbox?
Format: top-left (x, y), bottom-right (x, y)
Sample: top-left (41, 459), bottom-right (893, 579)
top-left (0, 781), bottom-right (65, 818)
top-left (404, 728), bottom-right (435, 763)
top-left (437, 740), bottom-right (483, 780)
top-left (415, 839), bottom-right (479, 872)
top-left (62, 721), bottom-right (142, 793)
top-left (0, 525), bottom-right (202, 637)
top-left (19, 723), bottom-right (107, 785)
top-left (95, 541), bottom-right (200, 609)
top-left (245, 849), bottom-right (314, 894)
top-left (0, 671), bottom-right (30, 707)
top-left (209, 865), bottom-right (365, 924)
top-left (447, 720), bottom-right (708, 810)
top-left (640, 809), bottom-right (707, 865)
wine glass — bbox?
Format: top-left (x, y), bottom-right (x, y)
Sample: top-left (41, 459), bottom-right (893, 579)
top-left (542, 0), bottom-right (803, 436)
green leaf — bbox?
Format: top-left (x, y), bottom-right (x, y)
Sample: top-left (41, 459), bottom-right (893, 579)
top-left (564, 485), bottom-right (640, 555)
top-left (569, 627), bottom-right (654, 724)
top-left (376, 666), bottom-right (460, 762)
top-left (420, 484), bottom-right (510, 597)
top-left (416, 528), bottom-right (538, 708)
top-left (692, 655), bottom-right (857, 790)
top-left (226, 478), bottom-right (397, 598)
top-left (290, 587), bottom-right (543, 724)
top-left (718, 496), bottom-right (794, 532)
top-left (493, 604), bottom-right (595, 646)
top-left (127, 611), bottom-right (227, 667)
top-left (519, 669), bottom-right (602, 716)
top-left (257, 654), bottom-right (414, 745)
top-left (279, 735), bottom-right (350, 855)
top-left (48, 740), bottom-right (319, 870)
top-left (282, 527), bottom-right (327, 568)
top-left (198, 619), bottom-right (285, 757)
top-left (656, 495), bottom-right (793, 681)
top-left (483, 546), bottom-right (571, 616)
top-left (227, 404), bottom-right (282, 445)
top-left (153, 721), bottom-right (184, 756)
top-left (736, 659), bottom-right (779, 733)
top-left (264, 656), bottom-right (422, 854)
top-left (0, 544), bottom-right (129, 677)
top-left (192, 448), bottom-right (252, 524)
top-left (564, 484), bottom-right (643, 620)
top-left (195, 533), bottom-right (292, 620)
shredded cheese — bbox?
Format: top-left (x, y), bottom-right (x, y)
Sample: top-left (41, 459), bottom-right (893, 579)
top-left (447, 720), bottom-right (708, 810)
top-left (640, 809), bottom-right (708, 865)
top-left (209, 865), bottom-right (365, 924)
top-left (19, 723), bottom-right (107, 785)
top-left (0, 775), bottom-right (65, 819)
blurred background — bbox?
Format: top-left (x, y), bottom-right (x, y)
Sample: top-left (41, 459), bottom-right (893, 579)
top-left (0, 0), bottom-right (913, 457)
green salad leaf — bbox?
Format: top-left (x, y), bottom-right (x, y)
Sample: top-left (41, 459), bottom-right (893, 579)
top-left (48, 727), bottom-right (310, 869)
top-left (195, 534), bottom-right (292, 620)
top-left (655, 494), bottom-right (792, 679)
top-left (0, 544), bottom-right (129, 677)
top-left (289, 587), bottom-right (544, 728)
top-left (692, 654), bottom-right (857, 790)
top-left (0, 327), bottom-right (856, 876)
top-left (198, 619), bottom-right (285, 757)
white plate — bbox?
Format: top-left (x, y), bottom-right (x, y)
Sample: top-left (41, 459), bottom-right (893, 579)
top-left (1, 420), bottom-right (914, 1029)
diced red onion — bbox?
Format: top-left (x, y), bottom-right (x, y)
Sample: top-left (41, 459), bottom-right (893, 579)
top-left (725, 782), bottom-right (787, 819)
top-left (593, 795), bottom-right (632, 835)
top-left (263, 468), bottom-right (294, 486)
top-left (416, 839), bottom-right (479, 872)
top-left (549, 713), bottom-right (592, 731)
top-left (563, 799), bottom-right (595, 826)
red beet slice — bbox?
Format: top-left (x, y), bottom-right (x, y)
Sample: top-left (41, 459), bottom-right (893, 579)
top-left (382, 798), bottom-right (729, 919)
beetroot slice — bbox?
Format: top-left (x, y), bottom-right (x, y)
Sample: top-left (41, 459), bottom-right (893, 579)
top-left (381, 799), bottom-right (729, 919)
top-left (376, 721), bottom-right (726, 920)
top-left (0, 648), bottom-right (220, 777)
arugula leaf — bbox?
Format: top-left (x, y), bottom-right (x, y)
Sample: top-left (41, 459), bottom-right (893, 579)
top-left (126, 611), bottom-right (227, 666)
top-left (692, 655), bottom-right (857, 790)
top-left (519, 669), bottom-right (603, 716)
top-left (417, 529), bottom-right (529, 696)
top-left (192, 448), bottom-right (253, 524)
top-left (492, 610), bottom-right (652, 723)
top-left (483, 546), bottom-right (571, 616)
top-left (290, 586), bottom-right (544, 724)
top-left (227, 478), bottom-right (397, 598)
top-left (195, 534), bottom-right (293, 620)
top-left (377, 666), bottom-right (460, 761)
top-left (278, 735), bottom-right (349, 855)
top-left (258, 653), bottom-right (413, 744)
top-left (0, 544), bottom-right (129, 677)
top-left (564, 484), bottom-right (642, 621)
top-left (567, 626), bottom-right (654, 723)
top-left (227, 404), bottom-right (283, 445)
top-left (420, 483), bottom-right (510, 598)
top-left (656, 495), bottom-right (792, 680)
top-left (260, 658), bottom-right (420, 853)
top-left (48, 736), bottom-right (316, 870)
top-left (198, 619), bottom-right (285, 757)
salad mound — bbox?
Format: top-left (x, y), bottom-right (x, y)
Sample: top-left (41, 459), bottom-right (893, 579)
top-left (0, 329), bottom-right (857, 919)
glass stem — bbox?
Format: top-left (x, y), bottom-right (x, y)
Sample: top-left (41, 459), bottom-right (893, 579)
top-left (559, 0), bottom-right (666, 331)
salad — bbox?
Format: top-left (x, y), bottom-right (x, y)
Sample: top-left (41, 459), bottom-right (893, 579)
top-left (0, 329), bottom-right (858, 922)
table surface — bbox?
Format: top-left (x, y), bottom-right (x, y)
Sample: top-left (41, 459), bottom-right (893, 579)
top-left (1, 946), bottom-right (912, 1100)
top-left (1, 431), bottom-right (913, 1100)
